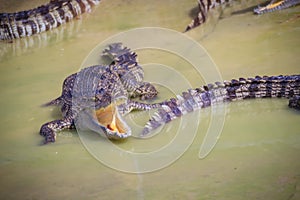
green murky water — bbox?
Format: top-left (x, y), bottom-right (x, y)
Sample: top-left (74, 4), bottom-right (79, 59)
top-left (0, 0), bottom-right (300, 199)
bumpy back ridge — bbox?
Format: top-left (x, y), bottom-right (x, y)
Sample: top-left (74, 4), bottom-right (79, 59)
top-left (0, 0), bottom-right (100, 40)
top-left (254, 0), bottom-right (300, 14)
top-left (102, 43), bottom-right (157, 98)
top-left (142, 75), bottom-right (300, 135)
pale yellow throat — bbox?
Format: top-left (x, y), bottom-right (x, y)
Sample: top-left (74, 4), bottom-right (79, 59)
top-left (95, 104), bottom-right (127, 134)
top-left (107, 111), bottom-right (118, 132)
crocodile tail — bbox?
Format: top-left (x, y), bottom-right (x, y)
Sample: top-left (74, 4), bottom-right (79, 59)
top-left (254, 0), bottom-right (300, 15)
top-left (0, 0), bottom-right (100, 40)
top-left (42, 96), bottom-right (62, 107)
top-left (142, 75), bottom-right (300, 136)
top-left (185, 0), bottom-right (208, 32)
top-left (225, 75), bottom-right (300, 101)
top-left (185, 0), bottom-right (230, 32)
top-left (142, 84), bottom-right (229, 135)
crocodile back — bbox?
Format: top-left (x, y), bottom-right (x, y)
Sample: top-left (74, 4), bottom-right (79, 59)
top-left (103, 43), bottom-right (153, 95)
top-left (0, 0), bottom-right (100, 40)
top-left (72, 65), bottom-right (127, 110)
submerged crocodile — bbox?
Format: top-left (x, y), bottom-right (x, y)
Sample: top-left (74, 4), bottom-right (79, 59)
top-left (186, 0), bottom-right (300, 31)
top-left (0, 0), bottom-right (100, 40)
top-left (40, 43), bottom-right (158, 143)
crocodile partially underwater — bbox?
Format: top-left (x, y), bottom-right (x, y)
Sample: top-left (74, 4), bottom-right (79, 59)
top-left (40, 43), bottom-right (300, 143)
top-left (185, 0), bottom-right (300, 31)
top-left (0, 0), bottom-right (100, 40)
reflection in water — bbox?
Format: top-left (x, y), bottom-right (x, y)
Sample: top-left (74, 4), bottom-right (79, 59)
top-left (0, 19), bottom-right (82, 59)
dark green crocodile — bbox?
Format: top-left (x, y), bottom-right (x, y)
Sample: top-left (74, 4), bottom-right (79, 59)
top-left (0, 0), bottom-right (100, 40)
top-left (40, 43), bottom-right (158, 143)
top-left (185, 0), bottom-right (300, 31)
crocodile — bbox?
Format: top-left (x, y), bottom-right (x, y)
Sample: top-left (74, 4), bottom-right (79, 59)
top-left (141, 75), bottom-right (300, 135)
top-left (40, 43), bottom-right (158, 143)
top-left (81, 74), bottom-right (300, 138)
top-left (40, 44), bottom-right (299, 141)
top-left (2, 0), bottom-right (298, 41)
top-left (0, 0), bottom-right (100, 40)
top-left (185, 0), bottom-right (300, 31)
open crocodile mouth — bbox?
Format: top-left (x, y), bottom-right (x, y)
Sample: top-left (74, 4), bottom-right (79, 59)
top-left (95, 103), bottom-right (131, 139)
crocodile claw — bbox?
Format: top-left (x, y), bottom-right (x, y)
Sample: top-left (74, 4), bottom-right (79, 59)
top-left (40, 124), bottom-right (57, 144)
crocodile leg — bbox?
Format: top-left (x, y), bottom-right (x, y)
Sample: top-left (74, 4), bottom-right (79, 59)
top-left (117, 100), bottom-right (162, 115)
top-left (40, 103), bottom-right (77, 143)
top-left (40, 118), bottom-right (74, 143)
top-left (128, 82), bottom-right (158, 100)
top-left (254, 0), bottom-right (300, 14)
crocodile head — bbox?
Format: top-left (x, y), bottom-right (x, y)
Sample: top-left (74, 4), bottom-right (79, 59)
top-left (77, 102), bottom-right (131, 140)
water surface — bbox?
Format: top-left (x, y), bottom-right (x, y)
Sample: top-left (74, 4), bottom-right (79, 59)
top-left (0, 0), bottom-right (299, 199)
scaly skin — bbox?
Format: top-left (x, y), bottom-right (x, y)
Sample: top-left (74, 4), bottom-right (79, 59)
top-left (100, 74), bottom-right (300, 135)
top-left (141, 75), bottom-right (300, 135)
top-left (0, 0), bottom-right (100, 40)
top-left (40, 43), bottom-right (158, 143)
top-left (185, 0), bottom-right (300, 31)
top-left (254, 0), bottom-right (300, 14)
top-left (40, 43), bottom-right (299, 141)
top-left (288, 95), bottom-right (300, 109)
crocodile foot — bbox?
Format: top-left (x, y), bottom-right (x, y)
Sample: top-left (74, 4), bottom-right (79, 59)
top-left (40, 119), bottom-right (73, 144)
top-left (40, 123), bottom-right (57, 144)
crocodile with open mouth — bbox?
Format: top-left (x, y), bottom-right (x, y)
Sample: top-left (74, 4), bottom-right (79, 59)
top-left (77, 74), bottom-right (300, 138)
top-left (40, 44), bottom-right (300, 142)
top-left (40, 43), bottom-right (158, 143)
